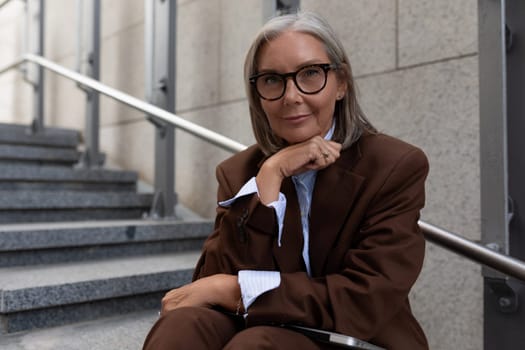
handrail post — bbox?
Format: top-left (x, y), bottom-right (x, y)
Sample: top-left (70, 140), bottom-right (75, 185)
top-left (76, 0), bottom-right (104, 168)
top-left (145, 0), bottom-right (177, 218)
top-left (25, 0), bottom-right (45, 134)
top-left (479, 0), bottom-right (525, 347)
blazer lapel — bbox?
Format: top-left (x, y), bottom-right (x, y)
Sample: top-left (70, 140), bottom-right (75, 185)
top-left (272, 177), bottom-right (306, 273)
top-left (308, 145), bottom-right (365, 276)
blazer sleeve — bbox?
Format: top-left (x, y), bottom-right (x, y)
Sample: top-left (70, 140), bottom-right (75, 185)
top-left (192, 163), bottom-right (281, 278)
top-left (243, 147), bottom-right (429, 340)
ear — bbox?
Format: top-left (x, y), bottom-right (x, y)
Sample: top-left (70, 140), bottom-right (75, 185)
top-left (336, 81), bottom-right (347, 100)
top-left (335, 64), bottom-right (348, 100)
top-left (334, 76), bottom-right (347, 100)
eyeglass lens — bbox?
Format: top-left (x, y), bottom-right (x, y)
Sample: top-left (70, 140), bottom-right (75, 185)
top-left (255, 65), bottom-right (328, 100)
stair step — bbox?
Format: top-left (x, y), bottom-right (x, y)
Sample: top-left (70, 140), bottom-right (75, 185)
top-left (0, 191), bottom-right (153, 223)
top-left (0, 252), bottom-right (201, 333)
top-left (0, 122), bottom-right (206, 337)
top-left (0, 219), bottom-right (212, 266)
top-left (0, 309), bottom-right (158, 350)
top-left (0, 123), bottom-right (80, 148)
top-left (0, 164), bottom-right (137, 191)
top-left (0, 144), bottom-right (80, 166)
top-left (0, 191), bottom-right (152, 209)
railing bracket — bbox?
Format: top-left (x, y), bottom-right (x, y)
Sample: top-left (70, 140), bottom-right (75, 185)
top-left (146, 115), bottom-right (168, 137)
top-left (147, 190), bottom-right (177, 220)
top-left (30, 117), bottom-right (43, 134)
top-left (76, 149), bottom-right (105, 168)
top-left (486, 277), bottom-right (519, 313)
top-left (148, 191), bottom-right (163, 219)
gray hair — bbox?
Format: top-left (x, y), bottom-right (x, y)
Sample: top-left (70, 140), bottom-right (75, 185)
top-left (244, 11), bottom-right (376, 156)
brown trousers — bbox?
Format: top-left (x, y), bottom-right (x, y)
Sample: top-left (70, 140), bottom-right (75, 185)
top-left (142, 307), bottom-right (332, 350)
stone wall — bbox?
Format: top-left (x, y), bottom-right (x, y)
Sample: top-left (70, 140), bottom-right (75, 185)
top-left (0, 0), bottom-right (481, 349)
top-left (0, 1), bottom-right (32, 125)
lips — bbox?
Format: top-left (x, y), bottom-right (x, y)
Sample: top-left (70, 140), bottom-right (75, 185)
top-left (283, 113), bottom-right (311, 123)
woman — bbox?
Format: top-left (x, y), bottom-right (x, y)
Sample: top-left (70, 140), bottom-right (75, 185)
top-left (143, 11), bottom-right (429, 350)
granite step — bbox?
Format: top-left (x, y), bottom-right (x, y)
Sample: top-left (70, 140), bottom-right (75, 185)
top-left (0, 309), bottom-right (158, 350)
top-left (0, 144), bottom-right (81, 166)
top-left (0, 164), bottom-right (138, 191)
top-left (0, 219), bottom-right (212, 267)
top-left (0, 122), bottom-right (80, 148)
top-left (0, 251), bottom-right (201, 334)
top-left (0, 190), bottom-right (154, 223)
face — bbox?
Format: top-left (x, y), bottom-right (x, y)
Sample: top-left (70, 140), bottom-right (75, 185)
top-left (256, 31), bottom-right (346, 144)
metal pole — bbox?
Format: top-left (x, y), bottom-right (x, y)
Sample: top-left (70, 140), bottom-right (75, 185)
top-left (479, 0), bottom-right (525, 347)
top-left (80, 0), bottom-right (103, 168)
top-left (0, 0), bottom-right (15, 10)
top-left (420, 221), bottom-right (525, 282)
top-left (29, 0), bottom-right (45, 133)
top-left (17, 54), bottom-right (247, 153)
top-left (479, 0), bottom-right (509, 259)
top-left (145, 0), bottom-right (177, 218)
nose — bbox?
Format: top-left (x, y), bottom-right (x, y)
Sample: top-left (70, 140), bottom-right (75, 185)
top-left (282, 77), bottom-right (302, 104)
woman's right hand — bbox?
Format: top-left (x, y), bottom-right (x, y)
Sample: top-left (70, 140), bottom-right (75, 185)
top-left (256, 136), bottom-right (342, 205)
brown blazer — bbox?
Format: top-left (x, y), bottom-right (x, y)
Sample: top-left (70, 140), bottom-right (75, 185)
top-left (193, 132), bottom-right (429, 350)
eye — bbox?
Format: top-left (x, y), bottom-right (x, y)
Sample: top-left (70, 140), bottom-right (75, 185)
top-left (260, 74), bottom-right (282, 86)
top-left (300, 66), bottom-right (322, 78)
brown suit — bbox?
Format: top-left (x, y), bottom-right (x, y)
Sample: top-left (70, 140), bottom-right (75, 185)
top-left (193, 132), bottom-right (429, 349)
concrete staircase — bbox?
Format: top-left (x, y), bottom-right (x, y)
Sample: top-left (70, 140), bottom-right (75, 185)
top-left (0, 123), bottom-right (211, 338)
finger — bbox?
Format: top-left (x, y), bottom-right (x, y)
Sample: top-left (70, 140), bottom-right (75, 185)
top-left (321, 151), bottom-right (333, 164)
top-left (308, 137), bottom-right (339, 155)
top-left (324, 143), bottom-right (341, 160)
top-left (305, 152), bottom-right (331, 170)
top-left (326, 140), bottom-right (342, 152)
top-left (316, 142), bottom-right (333, 162)
top-left (274, 140), bottom-right (335, 176)
top-left (161, 289), bottom-right (185, 313)
top-left (318, 145), bottom-right (340, 166)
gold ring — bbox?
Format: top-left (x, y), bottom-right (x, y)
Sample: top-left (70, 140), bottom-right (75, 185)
top-left (322, 152), bottom-right (329, 159)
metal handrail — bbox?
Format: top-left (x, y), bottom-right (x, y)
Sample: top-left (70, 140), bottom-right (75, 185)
top-left (0, 57), bottom-right (23, 75)
top-left (0, 54), bottom-right (247, 154)
top-left (1, 54), bottom-right (525, 282)
top-left (419, 221), bottom-right (525, 281)
top-left (0, 0), bottom-right (15, 11)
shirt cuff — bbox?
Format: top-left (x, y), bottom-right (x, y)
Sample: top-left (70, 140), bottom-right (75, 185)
top-left (238, 270), bottom-right (281, 311)
top-left (218, 177), bottom-right (259, 207)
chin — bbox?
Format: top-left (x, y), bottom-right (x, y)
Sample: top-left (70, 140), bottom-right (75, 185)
top-left (283, 133), bottom-right (316, 145)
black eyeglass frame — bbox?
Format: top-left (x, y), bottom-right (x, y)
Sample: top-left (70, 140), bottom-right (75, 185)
top-left (249, 63), bottom-right (337, 101)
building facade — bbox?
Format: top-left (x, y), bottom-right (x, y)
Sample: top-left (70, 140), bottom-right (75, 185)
top-left (0, 1), bottom-right (481, 349)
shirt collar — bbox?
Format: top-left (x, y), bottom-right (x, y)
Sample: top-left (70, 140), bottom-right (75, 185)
top-left (324, 119), bottom-right (335, 141)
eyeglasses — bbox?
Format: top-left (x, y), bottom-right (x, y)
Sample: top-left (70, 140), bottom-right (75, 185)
top-left (249, 63), bottom-right (337, 101)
